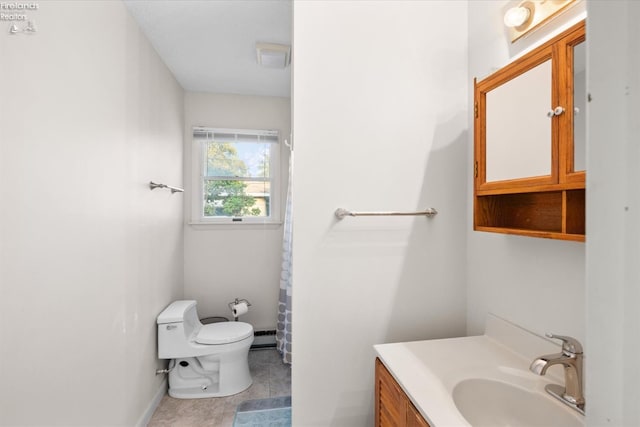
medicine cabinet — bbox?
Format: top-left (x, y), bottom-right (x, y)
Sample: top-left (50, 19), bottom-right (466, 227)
top-left (474, 20), bottom-right (585, 241)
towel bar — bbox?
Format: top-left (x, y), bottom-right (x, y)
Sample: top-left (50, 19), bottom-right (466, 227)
top-left (334, 207), bottom-right (437, 220)
top-left (149, 181), bottom-right (184, 193)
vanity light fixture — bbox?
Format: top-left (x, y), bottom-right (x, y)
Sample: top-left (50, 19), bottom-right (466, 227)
top-left (504, 0), bottom-right (578, 43)
top-left (256, 42), bottom-right (291, 69)
top-left (504, 5), bottom-right (533, 28)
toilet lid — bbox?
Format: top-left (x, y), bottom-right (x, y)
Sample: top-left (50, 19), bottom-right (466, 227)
top-left (195, 322), bottom-right (253, 345)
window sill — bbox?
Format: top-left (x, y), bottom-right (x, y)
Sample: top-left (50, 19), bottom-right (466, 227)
top-left (187, 221), bottom-right (283, 230)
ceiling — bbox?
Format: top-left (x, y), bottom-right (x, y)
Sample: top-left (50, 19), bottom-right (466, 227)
top-left (124, 0), bottom-right (292, 98)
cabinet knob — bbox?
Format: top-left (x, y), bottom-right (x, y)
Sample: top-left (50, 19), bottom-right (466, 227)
top-left (547, 106), bottom-right (565, 117)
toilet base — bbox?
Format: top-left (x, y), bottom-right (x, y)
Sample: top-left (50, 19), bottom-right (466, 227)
top-left (167, 351), bottom-right (252, 398)
top-left (168, 383), bottom-right (252, 399)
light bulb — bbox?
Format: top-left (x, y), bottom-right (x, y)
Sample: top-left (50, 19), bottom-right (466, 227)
top-left (504, 6), bottom-right (531, 28)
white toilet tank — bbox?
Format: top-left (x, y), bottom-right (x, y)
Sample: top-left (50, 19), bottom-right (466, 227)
top-left (157, 300), bottom-right (202, 359)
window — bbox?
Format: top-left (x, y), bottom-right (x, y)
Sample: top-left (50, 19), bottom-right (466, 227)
top-left (192, 127), bottom-right (279, 224)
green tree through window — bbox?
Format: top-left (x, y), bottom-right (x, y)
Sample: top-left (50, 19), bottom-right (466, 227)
top-left (194, 127), bottom-right (277, 222)
top-left (204, 142), bottom-right (262, 217)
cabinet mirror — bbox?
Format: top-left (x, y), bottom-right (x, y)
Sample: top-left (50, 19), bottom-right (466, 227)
top-left (572, 40), bottom-right (586, 172)
top-left (485, 59), bottom-right (552, 182)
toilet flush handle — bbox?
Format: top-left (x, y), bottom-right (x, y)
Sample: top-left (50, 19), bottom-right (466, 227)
top-left (166, 325), bottom-right (177, 330)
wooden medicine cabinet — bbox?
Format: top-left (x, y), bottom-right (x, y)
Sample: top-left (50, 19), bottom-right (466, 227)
top-left (474, 20), bottom-right (586, 241)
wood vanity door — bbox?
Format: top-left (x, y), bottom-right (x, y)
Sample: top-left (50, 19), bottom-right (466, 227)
top-left (375, 358), bottom-right (431, 427)
top-left (408, 402), bottom-right (431, 427)
top-left (376, 358), bottom-right (405, 426)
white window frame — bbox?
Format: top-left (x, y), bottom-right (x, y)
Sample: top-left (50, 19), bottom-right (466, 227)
top-left (191, 127), bottom-right (280, 225)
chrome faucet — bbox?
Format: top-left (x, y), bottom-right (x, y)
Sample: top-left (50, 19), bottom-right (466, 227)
top-left (530, 333), bottom-right (585, 415)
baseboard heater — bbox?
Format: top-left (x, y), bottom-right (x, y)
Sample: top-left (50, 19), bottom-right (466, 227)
top-left (251, 329), bottom-right (277, 349)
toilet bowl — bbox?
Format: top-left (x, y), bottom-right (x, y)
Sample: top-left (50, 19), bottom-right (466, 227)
top-left (157, 300), bottom-right (254, 398)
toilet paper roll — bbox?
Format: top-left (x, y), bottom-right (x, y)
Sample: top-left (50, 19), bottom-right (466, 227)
top-left (231, 302), bottom-right (249, 317)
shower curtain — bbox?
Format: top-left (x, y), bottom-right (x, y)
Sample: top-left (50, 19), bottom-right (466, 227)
top-left (276, 151), bottom-right (293, 364)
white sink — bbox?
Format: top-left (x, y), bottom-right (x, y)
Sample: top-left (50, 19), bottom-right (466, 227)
top-left (453, 378), bottom-right (582, 427)
top-left (374, 314), bottom-right (586, 426)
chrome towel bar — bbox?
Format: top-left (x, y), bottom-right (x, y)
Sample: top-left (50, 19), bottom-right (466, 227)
top-left (334, 207), bottom-right (438, 220)
top-left (149, 181), bottom-right (184, 193)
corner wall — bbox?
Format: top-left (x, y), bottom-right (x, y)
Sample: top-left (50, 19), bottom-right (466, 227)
top-left (466, 1), bottom-right (586, 341)
top-left (183, 93), bottom-right (291, 330)
top-left (292, 2), bottom-right (468, 425)
top-left (0, 2), bottom-right (184, 425)
top-left (586, 1), bottom-right (640, 425)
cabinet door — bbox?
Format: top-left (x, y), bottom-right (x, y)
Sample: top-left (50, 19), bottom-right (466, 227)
top-left (375, 358), bottom-right (432, 427)
top-left (408, 402), bottom-right (431, 427)
top-left (484, 53), bottom-right (554, 185)
top-left (475, 20), bottom-right (586, 194)
top-left (475, 43), bottom-right (557, 192)
top-left (375, 359), bottom-right (406, 427)
top-left (560, 33), bottom-right (587, 184)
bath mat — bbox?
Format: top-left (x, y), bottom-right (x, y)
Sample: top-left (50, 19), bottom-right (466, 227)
top-left (233, 396), bottom-right (291, 427)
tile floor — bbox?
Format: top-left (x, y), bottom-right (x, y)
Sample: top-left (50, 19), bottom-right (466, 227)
top-left (148, 349), bottom-right (291, 427)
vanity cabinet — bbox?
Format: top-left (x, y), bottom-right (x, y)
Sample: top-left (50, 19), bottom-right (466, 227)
top-left (375, 358), bottom-right (431, 427)
top-left (474, 21), bottom-right (586, 241)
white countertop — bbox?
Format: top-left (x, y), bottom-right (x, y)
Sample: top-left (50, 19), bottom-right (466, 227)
top-left (374, 314), bottom-right (581, 427)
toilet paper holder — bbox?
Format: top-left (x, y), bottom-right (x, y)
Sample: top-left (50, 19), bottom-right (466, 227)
top-left (228, 298), bottom-right (252, 320)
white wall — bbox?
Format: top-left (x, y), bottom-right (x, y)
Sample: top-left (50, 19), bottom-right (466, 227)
top-left (466, 1), bottom-right (587, 342)
top-left (183, 93), bottom-right (291, 330)
top-left (0, 2), bottom-right (184, 425)
top-left (292, 2), bottom-right (468, 425)
top-left (586, 2), bottom-right (640, 425)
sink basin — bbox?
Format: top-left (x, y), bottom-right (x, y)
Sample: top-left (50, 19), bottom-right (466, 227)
top-left (452, 378), bottom-right (583, 427)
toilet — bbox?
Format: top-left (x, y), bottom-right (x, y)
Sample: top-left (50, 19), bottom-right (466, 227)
top-left (157, 300), bottom-right (254, 398)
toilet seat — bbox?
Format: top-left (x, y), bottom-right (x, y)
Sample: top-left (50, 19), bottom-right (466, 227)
top-left (196, 322), bottom-right (253, 345)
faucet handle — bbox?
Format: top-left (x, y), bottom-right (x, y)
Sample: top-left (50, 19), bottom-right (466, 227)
top-left (546, 333), bottom-right (583, 355)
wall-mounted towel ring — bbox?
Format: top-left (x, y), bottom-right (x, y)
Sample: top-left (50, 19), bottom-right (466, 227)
top-left (149, 181), bottom-right (184, 193)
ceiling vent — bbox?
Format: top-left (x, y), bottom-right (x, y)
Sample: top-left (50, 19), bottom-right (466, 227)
top-left (256, 42), bottom-right (291, 69)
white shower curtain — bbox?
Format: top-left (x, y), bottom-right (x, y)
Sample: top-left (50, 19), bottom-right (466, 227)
top-left (276, 151), bottom-right (292, 364)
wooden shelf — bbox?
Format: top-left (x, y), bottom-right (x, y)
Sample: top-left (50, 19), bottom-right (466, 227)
top-left (474, 189), bottom-right (585, 241)
top-left (475, 181), bottom-right (585, 196)
top-left (565, 189), bottom-right (586, 236)
top-left (474, 226), bottom-right (585, 242)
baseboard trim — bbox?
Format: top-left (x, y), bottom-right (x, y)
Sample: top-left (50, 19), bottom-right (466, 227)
top-left (251, 343), bottom-right (277, 349)
top-left (136, 379), bottom-right (167, 427)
